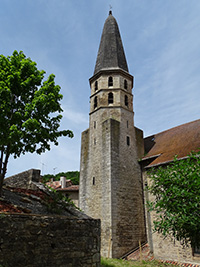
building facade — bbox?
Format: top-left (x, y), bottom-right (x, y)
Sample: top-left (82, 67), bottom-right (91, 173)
top-left (79, 11), bottom-right (200, 264)
top-left (79, 11), bottom-right (146, 258)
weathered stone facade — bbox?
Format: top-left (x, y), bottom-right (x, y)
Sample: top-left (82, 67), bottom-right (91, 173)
top-left (79, 12), bottom-right (146, 258)
top-left (0, 213), bottom-right (100, 267)
top-left (79, 11), bottom-right (200, 264)
top-left (143, 171), bottom-right (200, 265)
top-left (5, 169), bottom-right (40, 189)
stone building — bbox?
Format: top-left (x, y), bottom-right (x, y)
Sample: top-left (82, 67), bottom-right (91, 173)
top-left (79, 11), bottom-right (146, 258)
top-left (79, 11), bottom-right (200, 264)
top-left (141, 119), bottom-right (200, 264)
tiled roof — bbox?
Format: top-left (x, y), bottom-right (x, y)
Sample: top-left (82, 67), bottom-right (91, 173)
top-left (46, 181), bottom-right (61, 189)
top-left (57, 185), bottom-right (79, 192)
top-left (143, 119), bottom-right (200, 167)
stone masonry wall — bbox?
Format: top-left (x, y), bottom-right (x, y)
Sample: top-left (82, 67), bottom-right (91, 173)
top-left (111, 112), bottom-right (147, 258)
top-left (80, 70), bottom-right (147, 258)
top-left (0, 213), bottom-right (100, 267)
top-left (5, 169), bottom-right (41, 190)
top-left (144, 171), bottom-right (200, 265)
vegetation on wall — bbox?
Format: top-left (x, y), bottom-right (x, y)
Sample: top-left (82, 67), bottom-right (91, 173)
top-left (101, 258), bottom-right (173, 267)
top-left (42, 171), bottom-right (79, 185)
top-left (0, 50), bottom-right (73, 195)
top-left (147, 150), bottom-right (200, 249)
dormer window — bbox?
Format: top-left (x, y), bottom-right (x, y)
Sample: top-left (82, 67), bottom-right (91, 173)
top-left (94, 96), bottom-right (98, 109)
top-left (108, 76), bottom-right (113, 87)
top-left (95, 81), bottom-right (98, 91)
top-left (108, 92), bottom-right (114, 104)
top-left (125, 95), bottom-right (128, 107)
top-left (124, 79), bottom-right (128, 89)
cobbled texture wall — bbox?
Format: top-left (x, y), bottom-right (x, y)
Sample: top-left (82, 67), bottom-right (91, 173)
top-left (0, 213), bottom-right (100, 267)
top-left (5, 169), bottom-right (41, 190)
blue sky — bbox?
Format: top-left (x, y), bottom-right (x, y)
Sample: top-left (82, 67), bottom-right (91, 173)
top-left (1, 0), bottom-right (200, 177)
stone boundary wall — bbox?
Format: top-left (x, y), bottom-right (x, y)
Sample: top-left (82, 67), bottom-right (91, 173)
top-left (0, 213), bottom-right (101, 267)
top-left (4, 169), bottom-right (41, 189)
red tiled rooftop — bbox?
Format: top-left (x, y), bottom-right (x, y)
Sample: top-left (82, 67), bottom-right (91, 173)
top-left (57, 185), bottom-right (79, 192)
top-left (143, 119), bottom-right (200, 167)
top-left (46, 180), bottom-right (61, 189)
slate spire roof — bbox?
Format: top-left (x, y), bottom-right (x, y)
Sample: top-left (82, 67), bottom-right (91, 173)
top-left (94, 11), bottom-right (129, 75)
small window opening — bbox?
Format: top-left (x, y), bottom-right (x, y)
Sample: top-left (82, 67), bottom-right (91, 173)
top-left (124, 79), bottom-right (128, 89)
top-left (94, 138), bottom-right (96, 145)
top-left (127, 136), bottom-right (130, 146)
top-left (94, 121), bottom-right (96, 129)
top-left (108, 92), bottom-right (114, 104)
top-left (51, 243), bottom-right (56, 249)
top-left (95, 81), bottom-right (98, 91)
top-left (125, 95), bottom-right (128, 107)
top-left (108, 76), bottom-right (113, 87)
top-left (193, 246), bottom-right (200, 256)
top-left (127, 121), bottom-right (129, 128)
top-left (93, 177), bottom-right (95, 185)
top-left (94, 96), bottom-right (97, 109)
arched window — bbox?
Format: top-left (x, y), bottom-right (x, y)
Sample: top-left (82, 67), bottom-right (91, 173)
top-left (108, 92), bottom-right (114, 104)
top-left (125, 95), bottom-right (128, 107)
top-left (108, 76), bottom-right (113, 87)
top-left (95, 81), bottom-right (98, 91)
top-left (124, 79), bottom-right (128, 89)
top-left (94, 96), bottom-right (97, 109)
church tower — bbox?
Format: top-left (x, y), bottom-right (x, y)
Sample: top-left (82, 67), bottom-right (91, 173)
top-left (79, 11), bottom-right (146, 258)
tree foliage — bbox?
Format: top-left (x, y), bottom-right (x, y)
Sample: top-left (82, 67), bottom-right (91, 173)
top-left (147, 150), bottom-right (200, 248)
top-left (0, 51), bottom-right (73, 194)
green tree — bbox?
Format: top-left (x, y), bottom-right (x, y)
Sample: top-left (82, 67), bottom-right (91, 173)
top-left (147, 150), bottom-right (200, 249)
top-left (0, 51), bottom-right (73, 195)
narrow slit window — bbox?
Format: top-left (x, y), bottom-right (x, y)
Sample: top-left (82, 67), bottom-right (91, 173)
top-left (94, 138), bottom-right (96, 145)
top-left (127, 136), bottom-right (130, 146)
top-left (95, 81), bottom-right (98, 91)
top-left (93, 177), bottom-right (95, 185)
top-left (108, 76), bottom-right (113, 87)
top-left (94, 96), bottom-right (97, 109)
top-left (108, 92), bottom-right (114, 104)
top-left (94, 121), bottom-right (96, 129)
top-left (124, 79), bottom-right (128, 89)
top-left (193, 246), bottom-right (200, 256)
top-left (125, 95), bottom-right (128, 107)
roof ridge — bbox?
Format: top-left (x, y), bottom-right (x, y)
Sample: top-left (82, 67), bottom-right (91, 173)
top-left (145, 118), bottom-right (200, 138)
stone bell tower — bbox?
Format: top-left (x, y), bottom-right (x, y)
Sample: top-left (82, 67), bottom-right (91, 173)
top-left (79, 11), bottom-right (146, 258)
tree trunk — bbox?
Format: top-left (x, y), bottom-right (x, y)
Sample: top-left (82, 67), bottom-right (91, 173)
top-left (0, 173), bottom-right (5, 196)
top-left (0, 148), bottom-right (10, 196)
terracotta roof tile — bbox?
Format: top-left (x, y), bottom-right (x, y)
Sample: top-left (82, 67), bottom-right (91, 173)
top-left (143, 119), bottom-right (200, 167)
top-left (57, 185), bottom-right (79, 192)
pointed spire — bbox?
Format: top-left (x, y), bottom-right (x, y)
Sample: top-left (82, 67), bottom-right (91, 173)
top-left (94, 12), bottom-right (129, 75)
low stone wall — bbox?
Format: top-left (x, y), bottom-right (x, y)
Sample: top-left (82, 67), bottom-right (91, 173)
top-left (5, 169), bottom-right (41, 189)
top-left (151, 232), bottom-right (200, 265)
top-left (0, 213), bottom-right (101, 267)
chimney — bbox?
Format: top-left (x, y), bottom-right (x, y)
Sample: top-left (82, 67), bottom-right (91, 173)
top-left (60, 176), bottom-right (66, 189)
